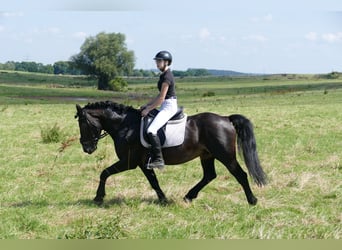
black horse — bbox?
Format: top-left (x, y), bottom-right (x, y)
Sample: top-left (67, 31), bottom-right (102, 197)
top-left (75, 101), bottom-right (267, 205)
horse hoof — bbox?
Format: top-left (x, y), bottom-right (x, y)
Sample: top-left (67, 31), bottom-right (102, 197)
top-left (93, 197), bottom-right (104, 206)
top-left (158, 197), bottom-right (169, 205)
top-left (248, 197), bottom-right (258, 206)
top-left (183, 196), bottom-right (193, 203)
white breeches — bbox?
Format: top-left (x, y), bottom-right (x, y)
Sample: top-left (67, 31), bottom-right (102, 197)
top-left (147, 99), bottom-right (178, 135)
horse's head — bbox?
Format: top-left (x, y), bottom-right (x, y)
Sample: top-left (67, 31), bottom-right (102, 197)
top-left (75, 104), bottom-right (103, 154)
top-left (75, 101), bottom-right (139, 154)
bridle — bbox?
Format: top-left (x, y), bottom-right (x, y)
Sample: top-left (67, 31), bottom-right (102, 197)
top-left (78, 113), bottom-right (109, 145)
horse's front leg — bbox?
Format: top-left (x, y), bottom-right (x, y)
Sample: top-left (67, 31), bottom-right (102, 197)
top-left (94, 160), bottom-right (131, 205)
top-left (139, 165), bottom-right (167, 204)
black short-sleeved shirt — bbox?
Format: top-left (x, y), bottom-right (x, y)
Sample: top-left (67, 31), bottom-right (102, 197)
top-left (157, 68), bottom-right (176, 99)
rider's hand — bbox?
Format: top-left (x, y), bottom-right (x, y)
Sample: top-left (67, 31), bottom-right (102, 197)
top-left (141, 107), bottom-right (150, 117)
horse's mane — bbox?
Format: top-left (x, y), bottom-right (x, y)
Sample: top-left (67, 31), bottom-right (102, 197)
top-left (84, 101), bottom-right (139, 115)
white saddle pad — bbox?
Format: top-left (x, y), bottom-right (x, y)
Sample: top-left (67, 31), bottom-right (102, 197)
top-left (140, 114), bottom-right (187, 148)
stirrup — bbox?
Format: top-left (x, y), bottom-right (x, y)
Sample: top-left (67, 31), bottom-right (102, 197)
top-left (146, 157), bottom-right (165, 170)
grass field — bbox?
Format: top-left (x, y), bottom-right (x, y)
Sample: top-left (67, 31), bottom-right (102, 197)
top-left (0, 72), bottom-right (341, 239)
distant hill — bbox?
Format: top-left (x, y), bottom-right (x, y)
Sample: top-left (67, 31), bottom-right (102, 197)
top-left (142, 68), bottom-right (260, 77)
top-left (178, 68), bottom-right (258, 77)
top-left (206, 69), bottom-right (255, 76)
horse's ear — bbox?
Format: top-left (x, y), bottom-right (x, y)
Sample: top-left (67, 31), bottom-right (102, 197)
top-left (76, 104), bottom-right (83, 113)
top-left (75, 104), bottom-right (82, 118)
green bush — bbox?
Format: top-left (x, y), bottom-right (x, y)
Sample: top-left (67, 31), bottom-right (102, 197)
top-left (108, 77), bottom-right (128, 91)
top-left (40, 123), bottom-right (63, 143)
top-left (202, 91), bottom-right (215, 97)
top-left (328, 71), bottom-right (341, 79)
top-left (321, 71), bottom-right (341, 79)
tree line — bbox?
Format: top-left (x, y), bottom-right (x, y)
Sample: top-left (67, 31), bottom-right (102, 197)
top-left (0, 32), bottom-right (210, 90)
top-left (0, 60), bottom-right (210, 77)
top-left (0, 60), bottom-right (154, 76)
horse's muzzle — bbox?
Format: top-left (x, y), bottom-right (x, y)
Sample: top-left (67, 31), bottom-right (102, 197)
top-left (82, 144), bottom-right (97, 154)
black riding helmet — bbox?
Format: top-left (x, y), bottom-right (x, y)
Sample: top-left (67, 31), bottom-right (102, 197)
top-left (154, 51), bottom-right (172, 65)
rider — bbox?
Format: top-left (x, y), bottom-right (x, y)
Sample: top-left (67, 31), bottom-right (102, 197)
top-left (140, 51), bottom-right (178, 169)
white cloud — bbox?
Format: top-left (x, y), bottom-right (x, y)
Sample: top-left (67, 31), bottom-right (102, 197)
top-left (263, 14), bottom-right (273, 22)
top-left (180, 34), bottom-right (193, 41)
top-left (24, 38), bottom-right (33, 44)
top-left (59, 0), bottom-right (144, 11)
top-left (305, 32), bottom-right (318, 41)
top-left (126, 36), bottom-right (134, 45)
top-left (251, 13), bottom-right (273, 23)
top-left (0, 12), bottom-right (24, 18)
top-left (219, 36), bottom-right (226, 42)
top-left (0, 25), bottom-right (4, 32)
top-left (199, 27), bottom-right (211, 40)
top-left (24, 27), bottom-right (62, 36)
top-left (244, 34), bottom-right (269, 42)
top-left (322, 32), bottom-right (342, 43)
top-left (305, 31), bottom-right (342, 43)
top-left (46, 27), bottom-right (61, 35)
top-left (72, 31), bottom-right (88, 40)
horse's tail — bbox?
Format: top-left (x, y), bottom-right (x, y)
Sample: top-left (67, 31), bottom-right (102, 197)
top-left (229, 114), bottom-right (267, 186)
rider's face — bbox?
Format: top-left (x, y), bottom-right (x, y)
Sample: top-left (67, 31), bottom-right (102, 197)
top-left (155, 59), bottom-right (168, 71)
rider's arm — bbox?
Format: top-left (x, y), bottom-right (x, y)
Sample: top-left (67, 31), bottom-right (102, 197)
top-left (141, 82), bottom-right (169, 117)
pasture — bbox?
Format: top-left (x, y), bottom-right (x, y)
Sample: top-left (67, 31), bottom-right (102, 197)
top-left (0, 72), bottom-right (341, 239)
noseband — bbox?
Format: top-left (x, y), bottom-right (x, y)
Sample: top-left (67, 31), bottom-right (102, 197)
top-left (79, 131), bottom-right (108, 145)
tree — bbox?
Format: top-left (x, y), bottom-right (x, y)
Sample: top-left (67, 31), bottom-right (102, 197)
top-left (0, 61), bottom-right (15, 71)
top-left (38, 63), bottom-right (54, 74)
top-left (54, 61), bottom-right (83, 75)
top-left (53, 61), bottom-right (70, 75)
top-left (71, 32), bottom-right (135, 90)
top-left (15, 62), bottom-right (38, 72)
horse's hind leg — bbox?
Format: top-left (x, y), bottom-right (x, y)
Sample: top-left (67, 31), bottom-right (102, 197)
top-left (222, 158), bottom-right (258, 205)
top-left (139, 165), bottom-right (167, 204)
top-left (184, 157), bottom-right (217, 202)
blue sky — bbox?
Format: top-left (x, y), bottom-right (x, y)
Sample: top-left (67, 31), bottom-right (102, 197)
top-left (0, 0), bottom-right (341, 73)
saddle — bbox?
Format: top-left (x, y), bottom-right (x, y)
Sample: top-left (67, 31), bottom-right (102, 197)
top-left (140, 107), bottom-right (187, 148)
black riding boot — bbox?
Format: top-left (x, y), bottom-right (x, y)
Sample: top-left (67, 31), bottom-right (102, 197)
top-left (147, 133), bottom-right (165, 169)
